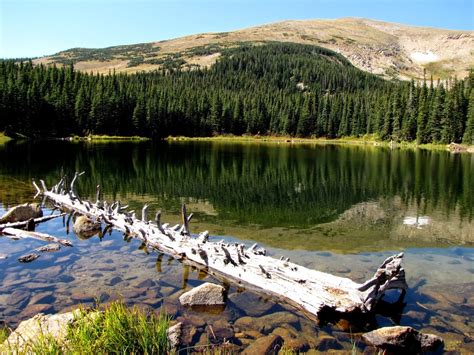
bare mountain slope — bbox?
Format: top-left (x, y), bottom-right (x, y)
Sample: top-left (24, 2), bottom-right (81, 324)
top-left (35, 17), bottom-right (474, 79)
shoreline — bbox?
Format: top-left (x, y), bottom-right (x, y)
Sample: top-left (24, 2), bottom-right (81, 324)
top-left (166, 135), bottom-right (474, 153)
top-left (2, 133), bottom-right (473, 152)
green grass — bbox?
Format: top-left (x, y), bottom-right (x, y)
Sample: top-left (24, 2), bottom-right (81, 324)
top-left (71, 134), bottom-right (149, 142)
top-left (3, 301), bottom-right (171, 354)
top-left (0, 327), bottom-right (9, 344)
top-left (167, 134), bottom-right (472, 152)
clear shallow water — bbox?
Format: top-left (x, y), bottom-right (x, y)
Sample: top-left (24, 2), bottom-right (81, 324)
top-left (0, 140), bottom-right (473, 352)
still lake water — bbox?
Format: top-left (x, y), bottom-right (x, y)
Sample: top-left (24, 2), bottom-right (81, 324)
top-left (0, 140), bottom-right (473, 352)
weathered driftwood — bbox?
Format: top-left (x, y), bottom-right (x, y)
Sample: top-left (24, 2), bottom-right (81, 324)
top-left (1, 227), bottom-right (73, 247)
top-left (33, 174), bottom-right (407, 319)
top-left (0, 213), bottom-right (66, 230)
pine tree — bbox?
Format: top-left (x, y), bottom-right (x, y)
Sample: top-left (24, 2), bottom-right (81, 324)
top-left (416, 83), bottom-right (429, 144)
top-left (462, 90), bottom-right (474, 145)
top-left (402, 80), bottom-right (418, 141)
top-left (440, 90), bottom-right (455, 144)
top-left (75, 85), bottom-right (89, 134)
top-left (427, 84), bottom-right (445, 143)
top-left (132, 97), bottom-right (146, 135)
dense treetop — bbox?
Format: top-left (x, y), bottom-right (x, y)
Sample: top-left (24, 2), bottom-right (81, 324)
top-left (1, 42), bottom-right (473, 144)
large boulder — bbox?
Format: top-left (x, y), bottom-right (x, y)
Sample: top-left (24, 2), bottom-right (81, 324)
top-left (0, 203), bottom-right (42, 224)
top-left (73, 215), bottom-right (101, 239)
top-left (362, 326), bottom-right (444, 353)
top-left (179, 283), bottom-right (226, 307)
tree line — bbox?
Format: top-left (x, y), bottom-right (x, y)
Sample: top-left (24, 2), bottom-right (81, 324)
top-left (1, 42), bottom-right (473, 144)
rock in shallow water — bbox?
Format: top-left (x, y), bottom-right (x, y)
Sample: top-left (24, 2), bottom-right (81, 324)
top-left (18, 253), bottom-right (40, 263)
top-left (73, 216), bottom-right (101, 239)
top-left (0, 203), bottom-right (42, 224)
top-left (234, 311), bottom-right (299, 333)
top-left (242, 334), bottom-right (283, 355)
top-left (179, 283), bottom-right (226, 307)
top-left (228, 291), bottom-right (275, 317)
top-left (167, 322), bottom-right (182, 350)
top-left (362, 326), bottom-right (444, 353)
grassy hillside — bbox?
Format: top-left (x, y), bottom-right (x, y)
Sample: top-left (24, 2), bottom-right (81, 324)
top-left (33, 17), bottom-right (474, 80)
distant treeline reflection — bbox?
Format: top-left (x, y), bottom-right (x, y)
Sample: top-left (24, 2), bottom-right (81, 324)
top-left (0, 141), bottom-right (472, 225)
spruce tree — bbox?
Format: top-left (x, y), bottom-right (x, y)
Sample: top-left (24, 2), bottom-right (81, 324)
top-left (462, 90), bottom-right (474, 145)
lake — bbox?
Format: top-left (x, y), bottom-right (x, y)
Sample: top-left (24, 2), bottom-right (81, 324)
top-left (0, 140), bottom-right (473, 352)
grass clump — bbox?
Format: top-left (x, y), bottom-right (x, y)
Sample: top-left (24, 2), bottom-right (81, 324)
top-left (4, 301), bottom-right (171, 354)
top-left (0, 327), bottom-right (9, 344)
top-left (65, 302), bottom-right (170, 354)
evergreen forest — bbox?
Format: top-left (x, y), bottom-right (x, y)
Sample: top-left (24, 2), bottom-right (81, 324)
top-left (1, 42), bottom-right (473, 144)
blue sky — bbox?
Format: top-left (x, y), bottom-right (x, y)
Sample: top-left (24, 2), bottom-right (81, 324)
top-left (1, 0), bottom-right (473, 58)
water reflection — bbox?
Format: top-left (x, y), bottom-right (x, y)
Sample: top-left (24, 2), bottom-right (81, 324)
top-left (0, 140), bottom-right (472, 251)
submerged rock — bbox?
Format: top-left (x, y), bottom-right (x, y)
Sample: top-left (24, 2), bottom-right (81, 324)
top-left (271, 326), bottom-right (309, 352)
top-left (234, 311), bottom-right (299, 333)
top-left (18, 253), bottom-right (40, 263)
top-left (179, 283), bottom-right (226, 307)
top-left (362, 326), bottom-right (444, 353)
top-left (228, 291), bottom-right (275, 316)
top-left (73, 216), bottom-right (101, 239)
top-left (0, 203), bottom-right (43, 224)
top-left (242, 334), bottom-right (283, 355)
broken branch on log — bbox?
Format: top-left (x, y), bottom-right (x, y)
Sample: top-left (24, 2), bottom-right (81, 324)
top-left (0, 213), bottom-right (66, 230)
top-left (1, 227), bottom-right (73, 247)
top-left (33, 174), bottom-right (407, 320)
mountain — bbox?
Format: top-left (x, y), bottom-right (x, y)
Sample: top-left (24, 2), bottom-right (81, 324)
top-left (34, 17), bottom-right (473, 80)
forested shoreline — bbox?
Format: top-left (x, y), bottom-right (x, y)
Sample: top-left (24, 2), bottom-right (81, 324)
top-left (1, 43), bottom-right (473, 144)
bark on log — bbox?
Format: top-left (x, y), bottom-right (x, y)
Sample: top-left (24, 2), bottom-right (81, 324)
top-left (33, 175), bottom-right (408, 319)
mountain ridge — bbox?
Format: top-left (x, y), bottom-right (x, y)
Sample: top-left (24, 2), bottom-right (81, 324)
top-left (34, 17), bottom-right (474, 80)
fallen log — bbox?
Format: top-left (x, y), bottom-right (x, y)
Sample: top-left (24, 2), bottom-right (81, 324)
top-left (0, 213), bottom-right (66, 230)
top-left (1, 227), bottom-right (73, 247)
top-left (33, 174), bottom-right (407, 320)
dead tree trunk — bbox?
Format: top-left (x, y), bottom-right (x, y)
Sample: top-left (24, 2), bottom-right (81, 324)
top-left (33, 174), bottom-right (407, 319)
